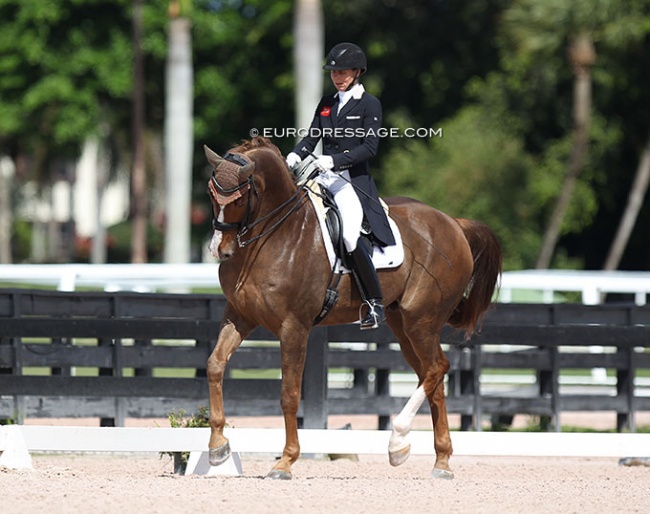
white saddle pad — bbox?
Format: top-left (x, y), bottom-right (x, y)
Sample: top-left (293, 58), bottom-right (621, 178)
top-left (305, 181), bottom-right (404, 272)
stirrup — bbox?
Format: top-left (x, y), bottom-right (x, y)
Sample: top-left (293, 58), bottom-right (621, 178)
top-left (359, 300), bottom-right (384, 330)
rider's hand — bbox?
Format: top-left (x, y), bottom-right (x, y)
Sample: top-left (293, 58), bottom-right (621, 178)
top-left (286, 152), bottom-right (302, 169)
top-left (314, 155), bottom-right (334, 172)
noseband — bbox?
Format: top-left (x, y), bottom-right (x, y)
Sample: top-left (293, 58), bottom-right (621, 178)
top-left (208, 152), bottom-right (309, 248)
top-left (209, 175), bottom-right (256, 233)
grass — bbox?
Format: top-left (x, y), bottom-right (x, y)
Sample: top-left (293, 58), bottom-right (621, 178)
top-left (518, 419), bottom-right (650, 434)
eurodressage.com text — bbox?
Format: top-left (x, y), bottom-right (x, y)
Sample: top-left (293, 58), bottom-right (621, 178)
top-left (249, 127), bottom-right (443, 139)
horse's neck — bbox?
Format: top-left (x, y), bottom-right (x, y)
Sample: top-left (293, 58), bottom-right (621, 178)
top-left (247, 151), bottom-right (320, 237)
top-left (257, 171), bottom-right (319, 237)
top-left (258, 168), bottom-right (300, 213)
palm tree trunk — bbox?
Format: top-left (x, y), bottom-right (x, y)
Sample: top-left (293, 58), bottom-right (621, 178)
top-left (0, 158), bottom-right (13, 264)
top-left (90, 137), bottom-right (109, 264)
top-left (536, 35), bottom-right (594, 269)
top-left (603, 131), bottom-right (650, 270)
top-left (163, 10), bottom-right (193, 264)
top-left (293, 0), bottom-right (324, 139)
top-left (131, 0), bottom-right (147, 263)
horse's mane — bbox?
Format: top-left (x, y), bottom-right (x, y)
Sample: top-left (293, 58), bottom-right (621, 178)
top-left (229, 137), bottom-right (284, 158)
top-left (229, 137), bottom-right (296, 184)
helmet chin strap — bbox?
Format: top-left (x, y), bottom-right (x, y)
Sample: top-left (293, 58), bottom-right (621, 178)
top-left (345, 69), bottom-right (361, 91)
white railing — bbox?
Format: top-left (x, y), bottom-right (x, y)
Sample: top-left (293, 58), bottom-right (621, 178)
top-left (0, 265), bottom-right (649, 304)
top-left (498, 269), bottom-right (650, 305)
top-left (0, 263), bottom-right (221, 292)
top-left (1, 425), bottom-right (647, 464)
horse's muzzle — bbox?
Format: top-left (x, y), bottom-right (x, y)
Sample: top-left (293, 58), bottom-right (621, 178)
top-left (217, 236), bottom-right (237, 261)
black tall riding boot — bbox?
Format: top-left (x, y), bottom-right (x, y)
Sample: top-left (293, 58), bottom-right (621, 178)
top-left (349, 239), bottom-right (385, 330)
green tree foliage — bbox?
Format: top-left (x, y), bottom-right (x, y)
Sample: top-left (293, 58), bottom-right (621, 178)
top-left (190, 0), bottom-right (294, 154)
top-left (2, 0), bottom-right (650, 269)
top-left (326, 0), bottom-right (504, 123)
top-left (500, 0), bottom-right (647, 268)
top-left (0, 0), bottom-right (135, 176)
top-left (324, 0), bottom-right (506, 164)
top-left (382, 83), bottom-right (539, 270)
top-left (376, 0), bottom-right (650, 269)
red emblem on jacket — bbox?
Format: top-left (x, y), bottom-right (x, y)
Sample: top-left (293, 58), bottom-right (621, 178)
top-left (320, 106), bottom-right (331, 117)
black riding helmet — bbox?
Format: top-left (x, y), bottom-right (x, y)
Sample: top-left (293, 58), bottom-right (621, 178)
top-left (322, 42), bottom-right (367, 75)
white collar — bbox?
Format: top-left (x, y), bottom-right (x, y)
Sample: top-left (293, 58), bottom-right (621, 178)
top-left (337, 83), bottom-right (365, 104)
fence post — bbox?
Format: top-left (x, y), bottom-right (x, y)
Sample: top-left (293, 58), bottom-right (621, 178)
top-left (538, 345), bottom-right (559, 432)
top-left (376, 341), bottom-right (391, 430)
top-left (301, 327), bottom-right (328, 429)
top-left (99, 295), bottom-right (125, 427)
top-left (459, 345), bottom-right (480, 431)
top-left (11, 291), bottom-right (25, 424)
top-left (472, 344), bottom-right (482, 431)
top-left (617, 344), bottom-right (636, 432)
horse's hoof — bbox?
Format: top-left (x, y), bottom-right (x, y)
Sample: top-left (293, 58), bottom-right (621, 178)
top-left (209, 442), bottom-right (231, 466)
top-left (388, 444), bottom-right (411, 467)
top-left (265, 469), bottom-right (292, 480)
top-left (431, 468), bottom-right (454, 480)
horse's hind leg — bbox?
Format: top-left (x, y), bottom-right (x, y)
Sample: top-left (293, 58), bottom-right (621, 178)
top-left (424, 341), bottom-right (454, 479)
top-left (389, 384), bottom-right (426, 466)
top-left (387, 312), bottom-right (428, 467)
top-left (388, 312), bottom-right (454, 478)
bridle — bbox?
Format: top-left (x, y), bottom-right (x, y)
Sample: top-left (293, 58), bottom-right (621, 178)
top-left (208, 153), bottom-right (310, 248)
top-left (209, 173), bottom-right (255, 234)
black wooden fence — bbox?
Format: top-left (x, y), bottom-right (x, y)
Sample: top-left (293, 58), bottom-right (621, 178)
top-left (1, 288), bottom-right (649, 431)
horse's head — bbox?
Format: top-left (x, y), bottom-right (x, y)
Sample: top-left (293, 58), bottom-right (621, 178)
top-left (205, 137), bottom-right (296, 261)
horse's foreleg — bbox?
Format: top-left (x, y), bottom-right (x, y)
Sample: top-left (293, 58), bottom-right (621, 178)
top-left (266, 330), bottom-right (309, 480)
top-left (207, 317), bottom-right (250, 466)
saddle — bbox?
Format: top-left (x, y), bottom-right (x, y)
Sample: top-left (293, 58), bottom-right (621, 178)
top-left (320, 187), bottom-right (346, 263)
top-left (313, 185), bottom-right (346, 325)
top-left (293, 161), bottom-right (403, 324)
top-left (292, 157), bottom-right (369, 267)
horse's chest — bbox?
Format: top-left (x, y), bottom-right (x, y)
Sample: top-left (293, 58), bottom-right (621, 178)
top-left (221, 272), bottom-right (283, 308)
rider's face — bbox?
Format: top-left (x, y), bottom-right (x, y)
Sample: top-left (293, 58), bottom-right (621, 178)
top-left (331, 69), bottom-right (357, 92)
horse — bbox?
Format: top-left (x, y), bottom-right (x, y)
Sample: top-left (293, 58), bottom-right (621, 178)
top-left (204, 137), bottom-right (502, 480)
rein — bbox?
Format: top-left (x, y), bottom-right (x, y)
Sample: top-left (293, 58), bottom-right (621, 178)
top-left (235, 185), bottom-right (309, 248)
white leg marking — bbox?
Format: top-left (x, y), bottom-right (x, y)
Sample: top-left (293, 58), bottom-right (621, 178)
top-left (389, 385), bottom-right (426, 452)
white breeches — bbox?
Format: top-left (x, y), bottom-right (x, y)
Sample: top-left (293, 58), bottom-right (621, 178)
top-left (315, 170), bottom-right (363, 252)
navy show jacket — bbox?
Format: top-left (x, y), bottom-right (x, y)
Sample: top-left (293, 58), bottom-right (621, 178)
top-left (293, 89), bottom-right (396, 248)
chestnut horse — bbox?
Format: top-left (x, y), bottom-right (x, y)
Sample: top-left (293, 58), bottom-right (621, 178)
top-left (204, 137), bottom-right (501, 479)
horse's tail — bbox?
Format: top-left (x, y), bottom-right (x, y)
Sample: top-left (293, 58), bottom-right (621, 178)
top-left (447, 218), bottom-right (502, 339)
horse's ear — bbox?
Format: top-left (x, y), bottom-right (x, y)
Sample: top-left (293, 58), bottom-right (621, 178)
top-left (204, 145), bottom-right (223, 168)
top-left (238, 161), bottom-right (255, 177)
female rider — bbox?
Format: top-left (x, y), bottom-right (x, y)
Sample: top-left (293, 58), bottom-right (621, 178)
top-left (286, 42), bottom-right (395, 330)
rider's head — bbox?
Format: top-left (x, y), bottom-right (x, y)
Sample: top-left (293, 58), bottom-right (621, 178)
top-left (322, 42), bottom-right (366, 92)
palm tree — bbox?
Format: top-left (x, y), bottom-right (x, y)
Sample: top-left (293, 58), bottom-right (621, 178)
top-left (0, 158), bottom-right (13, 264)
top-left (163, 0), bottom-right (194, 264)
top-left (603, 132), bottom-right (650, 270)
top-left (502, 0), bottom-right (645, 269)
top-left (293, 0), bottom-right (324, 140)
top-left (535, 31), bottom-right (594, 269)
top-left (131, 0), bottom-right (147, 263)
